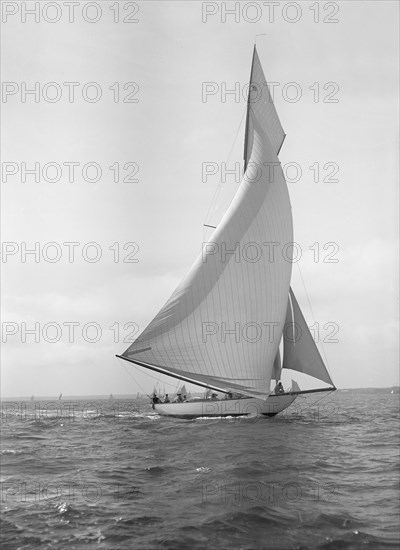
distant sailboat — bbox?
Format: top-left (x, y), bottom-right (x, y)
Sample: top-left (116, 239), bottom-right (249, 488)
top-left (117, 46), bottom-right (336, 418)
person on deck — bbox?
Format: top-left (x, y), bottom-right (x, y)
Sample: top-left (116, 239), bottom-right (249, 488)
top-left (275, 381), bottom-right (284, 395)
top-left (164, 394), bottom-right (170, 403)
top-left (151, 394), bottom-right (160, 408)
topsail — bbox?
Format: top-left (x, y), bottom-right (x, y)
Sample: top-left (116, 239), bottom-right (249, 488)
top-left (244, 46), bottom-right (286, 169)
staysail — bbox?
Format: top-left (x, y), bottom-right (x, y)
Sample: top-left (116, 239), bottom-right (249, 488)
top-left (282, 289), bottom-right (334, 386)
top-left (120, 46), bottom-right (293, 399)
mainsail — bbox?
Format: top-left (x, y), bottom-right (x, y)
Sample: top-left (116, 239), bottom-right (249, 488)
top-left (282, 289), bottom-right (334, 386)
top-left (120, 46), bottom-right (293, 399)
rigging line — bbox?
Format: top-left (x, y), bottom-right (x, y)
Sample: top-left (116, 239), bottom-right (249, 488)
top-left (295, 262), bottom-right (334, 380)
top-left (117, 357), bottom-right (148, 395)
top-left (203, 105), bottom-right (247, 238)
top-left (146, 369), bottom-right (181, 389)
top-left (154, 370), bottom-right (166, 394)
top-left (295, 262), bottom-right (316, 323)
top-left (117, 357), bottom-right (178, 392)
top-left (226, 105), bottom-right (247, 167)
top-left (174, 378), bottom-right (182, 394)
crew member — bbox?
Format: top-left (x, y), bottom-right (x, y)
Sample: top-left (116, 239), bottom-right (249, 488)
top-left (151, 393), bottom-right (160, 409)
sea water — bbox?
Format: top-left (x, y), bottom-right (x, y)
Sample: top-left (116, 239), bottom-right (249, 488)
top-left (1, 389), bottom-right (399, 549)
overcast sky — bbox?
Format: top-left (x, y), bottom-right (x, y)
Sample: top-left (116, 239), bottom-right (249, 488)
top-left (1, 0), bottom-right (398, 397)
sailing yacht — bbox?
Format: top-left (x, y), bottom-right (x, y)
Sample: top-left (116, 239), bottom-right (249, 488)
top-left (117, 46), bottom-right (336, 418)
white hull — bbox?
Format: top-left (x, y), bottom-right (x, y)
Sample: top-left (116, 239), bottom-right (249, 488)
top-left (154, 392), bottom-right (298, 419)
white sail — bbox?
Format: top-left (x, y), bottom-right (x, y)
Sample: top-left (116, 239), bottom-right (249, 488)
top-left (244, 46), bottom-right (286, 168)
top-left (282, 289), bottom-right (334, 386)
top-left (121, 49), bottom-right (293, 399)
